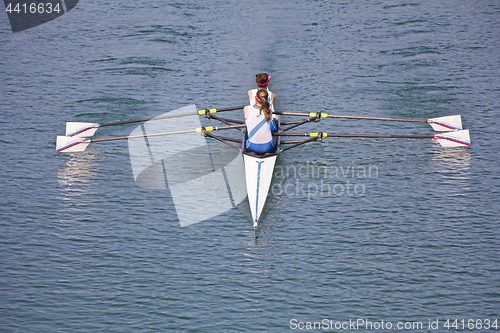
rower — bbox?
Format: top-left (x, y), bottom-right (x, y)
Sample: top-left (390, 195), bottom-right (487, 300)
top-left (244, 89), bottom-right (277, 154)
top-left (248, 72), bottom-right (276, 112)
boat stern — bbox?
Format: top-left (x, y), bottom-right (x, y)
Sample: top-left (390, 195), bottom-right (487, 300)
top-left (243, 154), bottom-right (277, 228)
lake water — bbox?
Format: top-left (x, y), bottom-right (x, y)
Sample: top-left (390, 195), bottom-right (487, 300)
top-left (1, 1), bottom-right (499, 332)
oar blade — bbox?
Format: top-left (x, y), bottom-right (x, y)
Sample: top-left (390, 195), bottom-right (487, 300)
top-left (56, 136), bottom-right (91, 153)
top-left (66, 122), bottom-right (100, 137)
top-left (434, 129), bottom-right (471, 148)
top-left (427, 115), bottom-right (462, 131)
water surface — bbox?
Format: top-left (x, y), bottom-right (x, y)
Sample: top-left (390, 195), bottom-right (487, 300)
top-left (1, 1), bottom-right (499, 332)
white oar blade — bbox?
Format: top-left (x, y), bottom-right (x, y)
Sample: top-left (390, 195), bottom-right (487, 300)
top-left (56, 136), bottom-right (91, 153)
top-left (66, 122), bottom-right (100, 137)
top-left (427, 115), bottom-right (462, 131)
top-left (434, 129), bottom-right (471, 148)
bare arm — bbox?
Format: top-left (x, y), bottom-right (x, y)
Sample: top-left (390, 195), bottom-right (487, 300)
top-left (243, 106), bottom-right (249, 119)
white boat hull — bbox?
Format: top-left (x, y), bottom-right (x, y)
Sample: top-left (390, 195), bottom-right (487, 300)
top-left (243, 154), bottom-right (277, 228)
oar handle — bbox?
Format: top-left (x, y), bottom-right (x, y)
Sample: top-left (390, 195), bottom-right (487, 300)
top-left (100, 105), bottom-right (246, 127)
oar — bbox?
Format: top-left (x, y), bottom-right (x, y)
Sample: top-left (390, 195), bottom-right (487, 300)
top-left (273, 111), bottom-right (462, 132)
top-left (57, 124), bottom-right (245, 153)
top-left (275, 129), bottom-right (471, 148)
top-left (65, 105), bottom-right (246, 138)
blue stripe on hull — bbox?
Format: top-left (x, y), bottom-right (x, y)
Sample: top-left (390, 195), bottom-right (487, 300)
top-left (255, 161), bottom-right (264, 222)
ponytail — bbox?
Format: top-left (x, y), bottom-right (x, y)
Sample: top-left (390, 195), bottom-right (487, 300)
top-left (260, 99), bottom-right (272, 122)
top-left (256, 89), bottom-right (272, 122)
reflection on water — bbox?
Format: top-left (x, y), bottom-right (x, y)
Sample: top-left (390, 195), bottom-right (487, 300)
top-left (430, 148), bottom-right (472, 198)
top-left (57, 153), bottom-right (102, 213)
top-left (57, 152), bottom-right (101, 187)
top-left (431, 148), bottom-right (471, 176)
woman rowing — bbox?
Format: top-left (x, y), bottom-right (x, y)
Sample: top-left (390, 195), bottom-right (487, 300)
top-left (248, 72), bottom-right (276, 111)
top-left (244, 89), bottom-right (277, 153)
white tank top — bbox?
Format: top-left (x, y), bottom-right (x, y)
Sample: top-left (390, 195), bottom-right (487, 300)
top-left (245, 105), bottom-right (273, 144)
top-left (249, 88), bottom-right (274, 111)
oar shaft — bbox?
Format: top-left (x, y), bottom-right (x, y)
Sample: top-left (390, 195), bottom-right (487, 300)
top-left (329, 115), bottom-right (426, 122)
top-left (100, 105), bottom-right (246, 127)
top-left (214, 105), bottom-right (247, 112)
top-left (275, 133), bottom-right (433, 139)
top-left (92, 124), bottom-right (245, 142)
top-left (93, 129), bottom-right (197, 142)
top-left (101, 117), bottom-right (160, 127)
top-left (328, 134), bottom-right (432, 139)
top-left (274, 111), bottom-right (427, 123)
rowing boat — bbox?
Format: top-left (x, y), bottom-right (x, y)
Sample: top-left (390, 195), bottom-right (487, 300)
top-left (242, 116), bottom-right (280, 228)
top-left (56, 105), bottom-right (471, 229)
